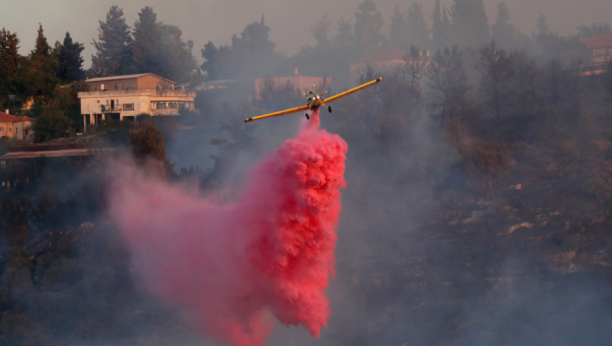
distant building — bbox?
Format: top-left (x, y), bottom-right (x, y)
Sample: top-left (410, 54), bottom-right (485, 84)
top-left (577, 34), bottom-right (612, 76)
top-left (350, 49), bottom-right (414, 84)
top-left (78, 73), bottom-right (196, 127)
top-left (0, 110), bottom-right (35, 141)
top-left (254, 69), bottom-right (330, 99)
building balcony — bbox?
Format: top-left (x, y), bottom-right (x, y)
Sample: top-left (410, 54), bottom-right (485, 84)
top-left (100, 105), bottom-right (122, 113)
top-left (78, 89), bottom-right (196, 98)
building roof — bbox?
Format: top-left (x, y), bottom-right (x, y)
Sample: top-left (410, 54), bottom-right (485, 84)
top-left (86, 73), bottom-right (176, 84)
top-left (352, 48), bottom-right (408, 64)
top-left (0, 111), bottom-right (35, 123)
top-left (580, 34), bottom-right (612, 49)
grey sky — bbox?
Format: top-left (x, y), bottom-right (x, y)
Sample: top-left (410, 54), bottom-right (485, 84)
top-left (1, 0), bottom-right (611, 66)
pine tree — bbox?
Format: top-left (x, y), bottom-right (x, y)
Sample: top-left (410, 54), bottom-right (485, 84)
top-left (132, 6), bottom-right (162, 75)
top-left (312, 15), bottom-right (331, 47)
top-left (491, 2), bottom-right (517, 49)
top-left (432, 0), bottom-right (444, 50)
top-left (201, 41), bottom-right (219, 80)
top-left (335, 17), bottom-right (354, 48)
top-left (0, 28), bottom-right (20, 96)
top-left (406, 2), bottom-right (429, 51)
top-left (14, 24), bottom-right (58, 102)
top-left (91, 6), bottom-right (132, 77)
top-left (536, 14), bottom-right (549, 37)
top-left (389, 5), bottom-right (408, 50)
top-left (354, 0), bottom-right (385, 54)
top-left (158, 24), bottom-right (196, 83)
top-left (450, 0), bottom-right (490, 48)
top-left (31, 24), bottom-right (50, 57)
top-left (56, 32), bottom-right (85, 81)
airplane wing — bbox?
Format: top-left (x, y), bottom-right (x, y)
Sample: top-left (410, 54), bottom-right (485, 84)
top-left (244, 105), bottom-right (310, 123)
top-left (322, 77), bottom-right (383, 104)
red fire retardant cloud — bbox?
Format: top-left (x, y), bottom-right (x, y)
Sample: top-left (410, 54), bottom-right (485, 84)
top-left (109, 111), bottom-right (347, 346)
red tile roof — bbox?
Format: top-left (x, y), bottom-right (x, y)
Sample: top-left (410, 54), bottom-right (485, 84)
top-left (0, 111), bottom-right (36, 123)
top-left (580, 34), bottom-right (612, 49)
top-left (352, 49), bottom-right (408, 63)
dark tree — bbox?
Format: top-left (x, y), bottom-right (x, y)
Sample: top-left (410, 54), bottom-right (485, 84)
top-left (32, 108), bottom-right (72, 142)
top-left (406, 2), bottom-right (429, 51)
top-left (335, 16), bottom-right (354, 50)
top-left (427, 45), bottom-right (470, 124)
top-left (451, 0), bottom-right (490, 47)
top-left (312, 15), bottom-right (331, 47)
top-left (476, 41), bottom-right (514, 121)
top-left (31, 24), bottom-right (50, 57)
top-left (576, 23), bottom-right (612, 38)
top-left (0, 28), bottom-right (20, 96)
top-left (510, 50), bottom-right (539, 117)
top-left (389, 5), bottom-right (408, 50)
top-left (132, 7), bottom-right (162, 75)
top-left (201, 41), bottom-right (219, 80)
top-left (536, 14), bottom-right (549, 37)
top-left (432, 2), bottom-right (453, 50)
top-left (56, 32), bottom-right (85, 81)
top-left (199, 16), bottom-right (280, 81)
top-left (13, 25), bottom-right (58, 102)
top-left (91, 6), bottom-right (132, 76)
top-left (492, 3), bottom-right (515, 48)
top-left (158, 24), bottom-right (196, 82)
top-left (129, 124), bottom-right (174, 178)
top-left (353, 0), bottom-right (385, 54)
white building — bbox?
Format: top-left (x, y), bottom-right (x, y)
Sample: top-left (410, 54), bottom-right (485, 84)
top-left (78, 73), bottom-right (196, 127)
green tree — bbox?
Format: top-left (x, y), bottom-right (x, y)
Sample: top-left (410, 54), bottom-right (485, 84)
top-left (450, 0), bottom-right (490, 47)
top-left (201, 41), bottom-right (220, 80)
top-left (199, 16), bottom-right (281, 81)
top-left (129, 124), bottom-right (174, 178)
top-left (91, 6), bottom-right (133, 77)
top-left (0, 28), bottom-right (20, 97)
top-left (158, 24), bottom-right (196, 82)
top-left (132, 7), bottom-right (162, 75)
top-left (32, 108), bottom-right (72, 142)
top-left (354, 0), bottom-right (385, 54)
top-left (13, 24), bottom-right (58, 103)
top-left (406, 2), bottom-right (429, 51)
top-left (432, 2), bottom-right (453, 50)
top-left (31, 23), bottom-right (50, 57)
top-left (56, 32), bottom-right (85, 81)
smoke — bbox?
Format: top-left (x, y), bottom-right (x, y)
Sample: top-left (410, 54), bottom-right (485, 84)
top-left (108, 110), bottom-right (347, 346)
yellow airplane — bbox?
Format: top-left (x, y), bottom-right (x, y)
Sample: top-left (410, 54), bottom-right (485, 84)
top-left (244, 77), bottom-right (383, 123)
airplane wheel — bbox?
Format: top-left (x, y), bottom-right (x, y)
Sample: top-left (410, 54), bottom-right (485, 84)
top-left (329, 106), bottom-right (332, 113)
top-left (305, 113), bottom-right (310, 120)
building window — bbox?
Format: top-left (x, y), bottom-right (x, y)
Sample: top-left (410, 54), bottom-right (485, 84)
top-left (169, 102), bottom-right (178, 109)
top-left (0, 127), bottom-right (4, 132)
top-left (101, 83), bottom-right (106, 91)
top-left (115, 82), bottom-right (123, 91)
top-left (157, 102), bottom-right (167, 109)
top-left (124, 103), bottom-right (134, 111)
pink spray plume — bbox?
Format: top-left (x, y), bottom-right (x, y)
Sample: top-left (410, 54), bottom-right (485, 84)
top-left (109, 111), bottom-right (347, 346)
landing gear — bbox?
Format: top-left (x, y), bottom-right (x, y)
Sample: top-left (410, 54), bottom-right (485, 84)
top-left (305, 113), bottom-right (310, 120)
top-left (328, 106), bottom-right (332, 113)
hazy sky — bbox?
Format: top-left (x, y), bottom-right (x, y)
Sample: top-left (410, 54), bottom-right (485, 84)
top-left (1, 0), bottom-right (611, 66)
